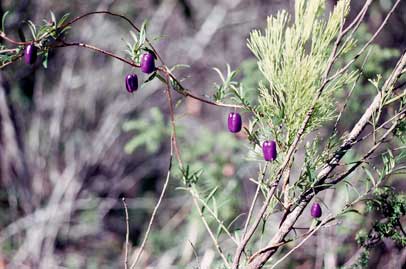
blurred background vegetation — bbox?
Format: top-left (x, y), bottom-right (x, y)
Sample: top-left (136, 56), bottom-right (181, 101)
top-left (0, 0), bottom-right (405, 268)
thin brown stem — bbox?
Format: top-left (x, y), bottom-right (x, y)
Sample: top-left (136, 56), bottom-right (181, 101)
top-left (333, 47), bottom-right (373, 135)
top-left (130, 154), bottom-right (173, 269)
top-left (189, 187), bottom-right (239, 246)
top-left (329, 0), bottom-right (402, 83)
top-left (0, 31), bottom-right (27, 45)
top-left (232, 180), bottom-right (279, 268)
top-left (352, 107), bottom-right (406, 146)
top-left (269, 216), bottom-right (332, 269)
top-left (55, 41), bottom-right (139, 67)
top-left (330, 113), bottom-right (405, 186)
top-left (122, 198), bottom-right (130, 269)
top-left (60, 11), bottom-right (164, 65)
top-left (191, 190), bottom-right (231, 268)
top-left (242, 163), bottom-right (268, 239)
top-left (157, 67), bottom-right (243, 109)
top-left (163, 71), bottom-right (183, 168)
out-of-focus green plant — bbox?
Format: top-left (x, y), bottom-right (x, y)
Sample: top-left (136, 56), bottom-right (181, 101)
top-left (123, 107), bottom-right (172, 154)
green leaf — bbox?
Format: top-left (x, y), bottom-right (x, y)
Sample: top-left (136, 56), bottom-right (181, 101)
top-left (143, 72), bottom-right (157, 85)
top-left (170, 64), bottom-right (190, 72)
top-left (363, 166), bottom-right (376, 187)
top-left (340, 208), bottom-right (362, 216)
top-left (139, 20), bottom-right (148, 46)
top-left (205, 187), bottom-right (218, 203)
top-left (216, 222), bottom-right (222, 239)
top-left (42, 50), bottom-right (49, 69)
top-left (50, 11), bottom-right (57, 25)
top-left (1, 10), bottom-right (10, 33)
top-left (57, 13), bottom-right (71, 28)
top-left (27, 20), bottom-right (37, 39)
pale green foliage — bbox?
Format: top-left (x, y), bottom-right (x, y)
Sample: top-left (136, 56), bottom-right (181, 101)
top-left (248, 0), bottom-right (357, 145)
top-left (123, 107), bottom-right (170, 154)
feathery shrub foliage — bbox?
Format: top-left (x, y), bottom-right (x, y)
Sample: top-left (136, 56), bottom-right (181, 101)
top-left (247, 0), bottom-right (357, 145)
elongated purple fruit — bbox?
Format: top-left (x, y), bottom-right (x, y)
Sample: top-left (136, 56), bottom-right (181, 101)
top-left (311, 203), bottom-right (322, 218)
top-left (125, 74), bottom-right (138, 93)
top-left (24, 44), bottom-right (37, 65)
top-left (262, 140), bottom-right (277, 161)
top-left (140, 52), bottom-right (155, 74)
top-left (228, 112), bottom-right (242, 133)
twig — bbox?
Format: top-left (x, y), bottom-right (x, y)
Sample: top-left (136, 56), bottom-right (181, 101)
top-left (341, 0), bottom-right (372, 37)
top-left (191, 191), bottom-right (231, 268)
top-left (269, 217), bottom-right (331, 269)
top-left (163, 71), bottom-right (183, 167)
top-left (122, 197), bottom-right (130, 269)
top-left (0, 31), bottom-right (27, 45)
top-left (232, 179), bottom-right (279, 268)
top-left (242, 163), bottom-right (268, 239)
top-left (62, 11), bottom-right (241, 109)
top-left (247, 241), bottom-right (288, 264)
top-left (333, 47), bottom-right (373, 134)
top-left (190, 186), bottom-right (239, 245)
top-left (385, 92), bottom-right (406, 106)
top-left (328, 0), bottom-right (402, 83)
top-left (329, 112), bottom-right (405, 186)
top-left (130, 154), bottom-right (173, 269)
top-left (55, 41), bottom-right (139, 67)
top-left (248, 218), bottom-right (338, 265)
top-left (0, 48), bottom-right (19, 53)
top-left (189, 240), bottom-right (201, 269)
top-left (59, 11), bottom-right (165, 65)
top-left (350, 107), bottom-right (406, 148)
top-left (158, 66), bottom-right (243, 109)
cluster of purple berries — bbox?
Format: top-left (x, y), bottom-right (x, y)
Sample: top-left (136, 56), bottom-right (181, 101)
top-left (24, 44), bottom-right (155, 94)
top-left (228, 112), bottom-right (277, 162)
top-left (24, 40), bottom-right (323, 220)
top-left (228, 112), bottom-right (323, 218)
top-left (125, 52), bottom-right (155, 93)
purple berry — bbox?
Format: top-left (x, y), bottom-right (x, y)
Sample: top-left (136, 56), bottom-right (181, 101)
top-left (228, 112), bottom-right (242, 133)
top-left (311, 203), bottom-right (322, 218)
top-left (140, 52), bottom-right (155, 74)
top-left (24, 44), bottom-right (37, 65)
top-left (262, 140), bottom-right (277, 161)
top-left (125, 74), bottom-right (138, 93)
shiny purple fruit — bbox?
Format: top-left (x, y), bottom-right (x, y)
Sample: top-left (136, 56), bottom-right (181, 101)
top-left (228, 112), bottom-right (242, 133)
top-left (140, 52), bottom-right (155, 74)
top-left (125, 74), bottom-right (138, 93)
top-left (262, 140), bottom-right (277, 161)
top-left (311, 203), bottom-right (322, 218)
top-left (24, 44), bottom-right (37, 65)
